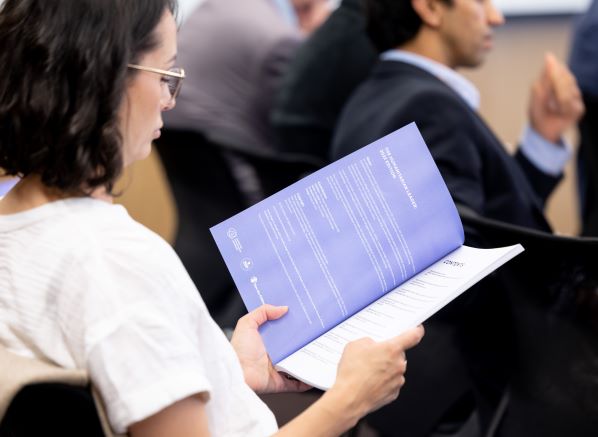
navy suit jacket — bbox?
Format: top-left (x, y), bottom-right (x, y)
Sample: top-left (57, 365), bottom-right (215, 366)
top-left (332, 60), bottom-right (560, 233)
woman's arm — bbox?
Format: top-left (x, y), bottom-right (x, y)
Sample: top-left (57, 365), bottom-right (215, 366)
top-left (128, 305), bottom-right (423, 437)
top-left (128, 394), bottom-right (210, 437)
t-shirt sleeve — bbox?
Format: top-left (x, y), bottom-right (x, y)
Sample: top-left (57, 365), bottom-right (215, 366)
top-left (68, 229), bottom-right (216, 434)
top-left (85, 303), bottom-right (212, 434)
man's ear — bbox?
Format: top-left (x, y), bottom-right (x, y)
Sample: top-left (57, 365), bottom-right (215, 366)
top-left (412, 0), bottom-right (446, 28)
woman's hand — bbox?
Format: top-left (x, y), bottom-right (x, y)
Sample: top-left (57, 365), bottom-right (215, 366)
top-left (275, 326), bottom-right (426, 437)
top-left (328, 326), bottom-right (425, 417)
top-left (231, 304), bottom-right (311, 394)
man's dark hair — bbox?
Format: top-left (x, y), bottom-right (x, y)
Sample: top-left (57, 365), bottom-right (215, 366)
top-left (0, 0), bottom-right (177, 195)
top-left (365, 0), bottom-right (452, 52)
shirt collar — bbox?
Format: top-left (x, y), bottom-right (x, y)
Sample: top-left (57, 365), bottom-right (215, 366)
top-left (380, 49), bottom-right (480, 110)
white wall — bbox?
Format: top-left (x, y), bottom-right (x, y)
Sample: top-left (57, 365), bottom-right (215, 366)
top-left (176, 0), bottom-right (593, 18)
top-left (495, 0), bottom-right (591, 15)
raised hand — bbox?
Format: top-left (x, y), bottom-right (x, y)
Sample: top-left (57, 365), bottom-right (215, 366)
top-left (529, 52), bottom-right (585, 144)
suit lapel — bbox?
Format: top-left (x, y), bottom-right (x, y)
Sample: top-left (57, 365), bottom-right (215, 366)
top-left (372, 60), bottom-right (551, 231)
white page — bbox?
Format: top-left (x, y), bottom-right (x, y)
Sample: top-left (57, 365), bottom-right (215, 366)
top-left (275, 244), bottom-right (524, 390)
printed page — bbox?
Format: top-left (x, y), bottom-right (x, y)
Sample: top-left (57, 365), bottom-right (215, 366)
top-left (276, 244), bottom-right (524, 390)
top-left (211, 123), bottom-right (464, 363)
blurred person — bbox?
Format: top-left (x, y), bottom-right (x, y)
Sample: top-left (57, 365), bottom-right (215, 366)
top-left (333, 0), bottom-right (583, 230)
top-left (0, 0), bottom-right (425, 436)
top-left (569, 0), bottom-right (598, 236)
top-left (162, 0), bottom-right (295, 163)
top-left (331, 0), bottom-right (584, 434)
top-left (155, 0), bottom-right (331, 327)
top-left (164, 0), bottom-right (330, 161)
top-left (272, 0), bottom-right (378, 162)
top-left (293, 0), bottom-right (333, 33)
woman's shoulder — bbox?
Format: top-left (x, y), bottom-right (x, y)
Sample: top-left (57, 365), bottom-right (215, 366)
top-left (28, 198), bottom-right (198, 305)
top-left (76, 199), bottom-right (193, 285)
top-left (52, 198), bottom-right (206, 345)
top-left (53, 197), bottom-right (175, 257)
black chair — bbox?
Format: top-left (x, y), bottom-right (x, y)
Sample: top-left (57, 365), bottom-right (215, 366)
top-left (457, 207), bottom-right (598, 437)
top-left (0, 383), bottom-right (106, 437)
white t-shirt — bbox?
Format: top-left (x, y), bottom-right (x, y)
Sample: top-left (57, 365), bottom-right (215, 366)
top-left (0, 197), bottom-right (277, 435)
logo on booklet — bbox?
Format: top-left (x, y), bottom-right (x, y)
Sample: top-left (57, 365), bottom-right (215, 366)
top-left (227, 227), bottom-right (242, 252)
top-left (241, 258), bottom-right (253, 271)
top-left (250, 276), bottom-right (265, 304)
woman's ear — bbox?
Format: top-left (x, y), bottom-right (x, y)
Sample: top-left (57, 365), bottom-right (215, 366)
top-left (411, 0), bottom-right (447, 28)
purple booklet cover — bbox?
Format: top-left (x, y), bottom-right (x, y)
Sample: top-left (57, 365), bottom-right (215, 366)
top-left (211, 122), bottom-right (464, 364)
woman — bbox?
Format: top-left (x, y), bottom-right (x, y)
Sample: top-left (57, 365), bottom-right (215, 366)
top-left (0, 0), bottom-right (424, 436)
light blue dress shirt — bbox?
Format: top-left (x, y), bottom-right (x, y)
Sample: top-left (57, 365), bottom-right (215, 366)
top-left (381, 49), bottom-right (571, 177)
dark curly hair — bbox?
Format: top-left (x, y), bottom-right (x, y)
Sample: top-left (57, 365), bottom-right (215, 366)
top-left (365, 0), bottom-right (452, 52)
top-left (0, 0), bottom-right (177, 195)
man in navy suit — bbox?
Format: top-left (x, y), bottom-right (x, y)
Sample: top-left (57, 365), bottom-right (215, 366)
top-left (331, 0), bottom-right (584, 435)
top-left (333, 0), bottom-right (583, 231)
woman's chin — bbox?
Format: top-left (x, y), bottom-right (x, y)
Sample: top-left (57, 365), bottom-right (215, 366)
top-left (123, 142), bottom-right (153, 167)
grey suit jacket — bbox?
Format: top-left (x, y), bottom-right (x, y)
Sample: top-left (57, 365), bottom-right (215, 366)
top-left (164, 0), bottom-right (302, 156)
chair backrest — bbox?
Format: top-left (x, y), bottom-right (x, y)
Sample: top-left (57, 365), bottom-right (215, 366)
top-left (458, 207), bottom-right (598, 437)
top-left (0, 346), bottom-right (119, 437)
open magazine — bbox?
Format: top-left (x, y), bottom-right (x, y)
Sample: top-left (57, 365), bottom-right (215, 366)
top-left (211, 122), bottom-right (523, 390)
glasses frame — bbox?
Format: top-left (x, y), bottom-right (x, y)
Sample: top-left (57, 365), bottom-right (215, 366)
top-left (127, 63), bottom-right (186, 101)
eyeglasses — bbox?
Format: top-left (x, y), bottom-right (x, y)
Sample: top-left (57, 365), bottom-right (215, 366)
top-left (127, 64), bottom-right (186, 101)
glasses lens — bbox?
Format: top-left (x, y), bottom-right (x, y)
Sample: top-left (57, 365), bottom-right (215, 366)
top-left (167, 68), bottom-right (183, 99)
top-left (166, 77), bottom-right (178, 97)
